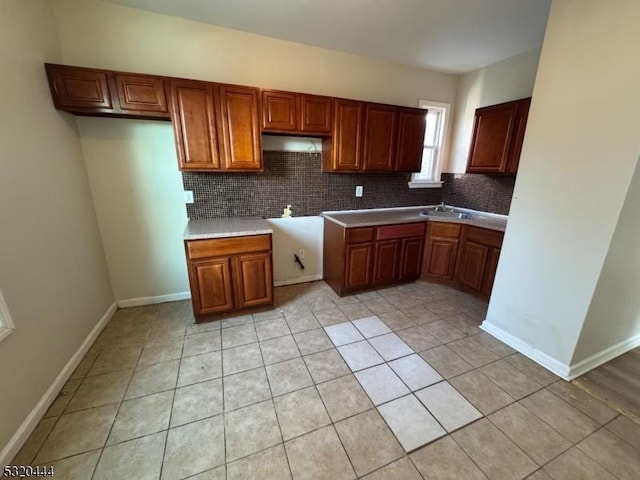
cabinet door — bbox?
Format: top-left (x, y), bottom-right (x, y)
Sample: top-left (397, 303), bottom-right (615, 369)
top-left (189, 258), bottom-right (234, 316)
top-left (423, 237), bottom-right (458, 281)
top-left (481, 247), bottom-right (501, 297)
top-left (219, 85), bottom-right (262, 170)
top-left (114, 73), bottom-right (168, 116)
top-left (345, 243), bottom-right (372, 290)
top-left (46, 64), bottom-right (113, 112)
top-left (457, 241), bottom-right (489, 291)
top-left (329, 99), bottom-right (364, 171)
top-left (505, 98), bottom-right (531, 174)
top-left (261, 90), bottom-right (298, 131)
top-left (170, 80), bottom-right (221, 171)
top-left (466, 101), bottom-right (519, 173)
top-left (399, 237), bottom-right (424, 281)
top-left (362, 104), bottom-right (398, 171)
top-left (373, 239), bottom-right (401, 285)
top-left (234, 253), bottom-right (273, 309)
top-left (300, 95), bottom-right (332, 134)
top-left (395, 107), bottom-right (427, 172)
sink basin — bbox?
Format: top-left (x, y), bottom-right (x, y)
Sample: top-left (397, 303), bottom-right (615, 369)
top-left (419, 210), bottom-right (473, 220)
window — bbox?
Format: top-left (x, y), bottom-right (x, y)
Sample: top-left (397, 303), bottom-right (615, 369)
top-left (409, 100), bottom-right (450, 188)
top-left (0, 288), bottom-right (15, 342)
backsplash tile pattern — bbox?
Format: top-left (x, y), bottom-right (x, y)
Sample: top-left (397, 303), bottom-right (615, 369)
top-left (441, 173), bottom-right (515, 215)
top-left (183, 151), bottom-right (442, 219)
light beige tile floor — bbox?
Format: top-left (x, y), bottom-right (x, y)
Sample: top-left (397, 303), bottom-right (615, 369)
top-left (12, 280), bottom-right (640, 479)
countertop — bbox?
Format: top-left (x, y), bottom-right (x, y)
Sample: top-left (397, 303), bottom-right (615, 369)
top-left (183, 217), bottom-right (273, 240)
top-left (322, 205), bottom-right (508, 232)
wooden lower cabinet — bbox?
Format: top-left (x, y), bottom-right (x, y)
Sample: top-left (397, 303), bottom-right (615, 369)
top-left (421, 222), bottom-right (461, 282)
top-left (323, 219), bottom-right (425, 295)
top-left (185, 235), bottom-right (273, 321)
top-left (234, 253), bottom-right (273, 309)
top-left (345, 244), bottom-right (373, 290)
top-left (456, 241), bottom-right (489, 291)
top-left (421, 222), bottom-right (504, 300)
top-left (373, 239), bottom-right (401, 285)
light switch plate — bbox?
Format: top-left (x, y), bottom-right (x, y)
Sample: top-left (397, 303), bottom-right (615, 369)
top-left (355, 185), bottom-right (363, 197)
top-left (184, 191), bottom-right (194, 204)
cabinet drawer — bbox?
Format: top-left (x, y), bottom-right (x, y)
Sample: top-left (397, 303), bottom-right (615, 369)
top-left (464, 226), bottom-right (504, 248)
top-left (186, 234), bottom-right (271, 260)
top-left (346, 227), bottom-right (374, 244)
top-left (376, 222), bottom-right (425, 240)
top-left (428, 222), bottom-right (461, 238)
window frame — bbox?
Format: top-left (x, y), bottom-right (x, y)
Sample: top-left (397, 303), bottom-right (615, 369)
top-left (408, 100), bottom-right (451, 188)
top-left (0, 289), bottom-right (15, 343)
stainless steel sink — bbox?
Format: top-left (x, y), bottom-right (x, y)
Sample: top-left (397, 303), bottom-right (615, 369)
top-left (419, 210), bottom-right (473, 219)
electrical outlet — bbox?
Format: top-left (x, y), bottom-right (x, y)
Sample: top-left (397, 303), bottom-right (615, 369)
top-left (355, 185), bottom-right (363, 197)
top-left (298, 249), bottom-right (305, 259)
top-left (184, 191), bottom-right (194, 204)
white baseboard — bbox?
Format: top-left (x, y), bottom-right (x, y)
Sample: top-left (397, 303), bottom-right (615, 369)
top-left (274, 274), bottom-right (323, 287)
top-left (567, 333), bottom-right (640, 380)
top-left (481, 321), bottom-right (572, 379)
top-left (481, 321), bottom-right (640, 381)
top-left (117, 291), bottom-right (191, 308)
top-left (0, 302), bottom-right (117, 468)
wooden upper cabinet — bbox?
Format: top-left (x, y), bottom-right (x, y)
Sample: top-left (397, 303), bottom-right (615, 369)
top-left (362, 104), bottom-right (398, 171)
top-left (46, 64), bottom-right (113, 113)
top-left (466, 97), bottom-right (531, 174)
top-left (113, 73), bottom-right (168, 117)
top-left (45, 64), bottom-right (170, 119)
top-left (169, 79), bottom-right (221, 171)
top-left (261, 90), bottom-right (298, 131)
top-left (395, 107), bottom-right (427, 172)
top-left (300, 95), bottom-right (332, 134)
top-left (219, 85), bottom-right (263, 171)
top-left (324, 99), bottom-right (364, 172)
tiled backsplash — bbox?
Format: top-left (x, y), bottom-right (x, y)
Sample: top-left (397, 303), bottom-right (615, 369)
top-left (441, 173), bottom-right (515, 215)
top-left (183, 151), bottom-right (443, 219)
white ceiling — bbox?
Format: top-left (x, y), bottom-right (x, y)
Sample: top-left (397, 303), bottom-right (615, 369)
top-left (101, 0), bottom-right (551, 74)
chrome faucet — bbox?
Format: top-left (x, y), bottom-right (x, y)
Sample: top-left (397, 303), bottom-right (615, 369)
top-left (435, 202), bottom-right (453, 212)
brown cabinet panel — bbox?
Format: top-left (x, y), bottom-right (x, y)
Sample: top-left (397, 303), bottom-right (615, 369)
top-left (46, 64), bottom-right (112, 112)
top-left (345, 243), bottom-right (373, 290)
top-left (261, 90), bottom-right (298, 131)
top-left (189, 258), bottom-right (234, 315)
top-left (300, 95), bottom-right (332, 134)
top-left (429, 222), bottom-right (462, 238)
top-left (506, 98), bottom-right (531, 174)
top-left (362, 104), bottom-right (398, 171)
top-left (114, 73), bottom-right (168, 115)
top-left (325, 99), bottom-right (363, 171)
top-left (457, 241), bottom-right (489, 291)
top-left (186, 235), bottom-right (271, 260)
top-left (219, 85), bottom-right (262, 170)
top-left (399, 237), bottom-right (424, 281)
top-left (234, 253), bottom-right (273, 309)
top-left (423, 238), bottom-right (459, 281)
top-left (377, 222), bottom-right (425, 241)
top-left (185, 235), bottom-right (273, 320)
top-left (395, 107), bottom-right (427, 172)
top-left (373, 240), bottom-right (401, 285)
top-left (347, 227), bottom-right (375, 244)
top-left (170, 80), bottom-right (220, 171)
top-left (481, 247), bottom-right (501, 296)
top-left (466, 97), bottom-right (531, 174)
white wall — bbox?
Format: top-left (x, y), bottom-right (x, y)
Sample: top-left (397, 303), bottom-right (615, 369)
top-left (267, 218), bottom-right (324, 285)
top-left (446, 48), bottom-right (541, 173)
top-left (51, 0), bottom-right (459, 299)
top-left (484, 0), bottom-right (640, 374)
top-left (77, 118), bottom-right (190, 304)
top-left (573, 157), bottom-right (640, 364)
top-left (0, 0), bottom-right (113, 460)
